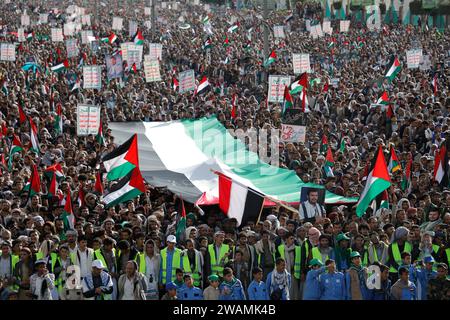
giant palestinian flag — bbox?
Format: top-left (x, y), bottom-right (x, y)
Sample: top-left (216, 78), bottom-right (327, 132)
top-left (108, 118), bottom-right (358, 205)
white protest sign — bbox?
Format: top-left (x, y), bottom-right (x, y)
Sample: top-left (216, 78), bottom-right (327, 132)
top-left (64, 23), bottom-right (75, 36)
top-left (340, 20), bottom-right (350, 33)
top-left (112, 17), bottom-right (123, 30)
top-left (268, 75), bottom-right (291, 103)
top-left (21, 15), bottom-right (30, 26)
top-left (292, 53), bottom-right (311, 74)
top-left (281, 124), bottom-right (306, 142)
top-left (148, 43), bottom-right (162, 60)
top-left (144, 60), bottom-right (162, 82)
top-left (66, 39), bottom-right (79, 58)
top-left (204, 4), bottom-right (211, 12)
top-left (161, 2), bottom-right (167, 8)
top-left (76, 105), bottom-right (101, 136)
top-left (406, 49), bottom-right (422, 69)
top-left (419, 55), bottom-right (431, 71)
top-left (51, 28), bottom-right (64, 42)
top-left (145, 7), bottom-right (151, 15)
top-left (0, 43), bottom-right (16, 61)
top-left (17, 28), bottom-right (26, 42)
top-left (82, 15), bottom-right (91, 26)
top-left (322, 21), bottom-right (332, 35)
top-left (83, 66), bottom-right (102, 90)
top-left (179, 69), bottom-right (195, 93)
top-left (273, 25), bottom-right (285, 38)
top-left (127, 49), bottom-right (142, 70)
top-left (39, 14), bottom-right (48, 24)
top-left (81, 30), bottom-right (93, 44)
top-left (129, 21), bottom-right (138, 37)
top-left (366, 5), bottom-right (381, 31)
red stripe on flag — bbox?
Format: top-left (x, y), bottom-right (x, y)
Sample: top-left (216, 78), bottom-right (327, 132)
top-left (219, 174), bottom-right (232, 214)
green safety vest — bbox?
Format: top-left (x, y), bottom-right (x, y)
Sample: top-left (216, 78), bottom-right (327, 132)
top-left (257, 250), bottom-right (275, 267)
top-left (8, 255), bottom-right (20, 291)
top-left (135, 253), bottom-right (145, 274)
top-left (446, 248), bottom-right (450, 268)
top-left (182, 252), bottom-right (201, 286)
top-left (208, 244), bottom-right (229, 277)
top-left (93, 248), bottom-right (116, 273)
top-left (363, 246), bottom-right (379, 267)
top-left (277, 244), bottom-right (302, 280)
top-left (35, 251), bottom-right (44, 260)
top-left (161, 248), bottom-right (181, 284)
top-left (432, 244), bottom-right (440, 255)
top-left (311, 247), bottom-right (329, 263)
top-left (50, 252), bottom-right (74, 290)
top-left (389, 242), bottom-right (412, 273)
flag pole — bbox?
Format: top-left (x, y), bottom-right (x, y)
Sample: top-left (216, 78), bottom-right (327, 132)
top-left (256, 198), bottom-right (265, 224)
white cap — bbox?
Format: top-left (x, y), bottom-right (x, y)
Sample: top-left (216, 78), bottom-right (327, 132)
top-left (92, 259), bottom-right (105, 269)
top-left (166, 235), bottom-right (177, 244)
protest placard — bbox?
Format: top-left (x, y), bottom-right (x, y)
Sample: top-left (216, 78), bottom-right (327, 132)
top-left (21, 15), bottom-right (30, 26)
top-left (406, 49), bottom-right (422, 69)
top-left (129, 20), bottom-right (138, 37)
top-left (0, 43), bottom-right (15, 61)
top-left (268, 75), bottom-right (291, 103)
top-left (273, 25), bottom-right (285, 38)
top-left (161, 2), bottom-right (167, 8)
top-left (83, 66), bottom-right (102, 90)
top-left (17, 28), bottom-right (25, 42)
top-left (179, 69), bottom-right (195, 93)
top-left (76, 105), bottom-right (100, 136)
top-left (322, 21), bottom-right (332, 35)
top-left (81, 30), bottom-right (93, 44)
top-left (340, 20), bottom-right (350, 32)
top-left (281, 124), bottom-right (306, 142)
top-left (66, 39), bottom-right (79, 58)
top-left (127, 49), bottom-right (142, 70)
top-left (144, 60), bottom-right (162, 82)
top-left (292, 53), bottom-right (311, 74)
top-left (145, 7), bottom-right (151, 15)
top-left (419, 54), bottom-right (431, 71)
top-left (106, 54), bottom-right (123, 80)
top-left (112, 17), bottom-right (123, 30)
top-left (148, 43), bottom-right (163, 60)
top-left (39, 14), bottom-right (48, 24)
top-left (51, 28), bottom-right (64, 42)
top-left (82, 14), bottom-right (91, 26)
top-left (64, 23), bottom-right (75, 36)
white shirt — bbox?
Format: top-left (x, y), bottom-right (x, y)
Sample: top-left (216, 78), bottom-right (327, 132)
top-left (0, 256), bottom-right (11, 278)
top-left (77, 249), bottom-right (90, 278)
top-left (122, 277), bottom-right (135, 300)
top-left (299, 201), bottom-right (325, 220)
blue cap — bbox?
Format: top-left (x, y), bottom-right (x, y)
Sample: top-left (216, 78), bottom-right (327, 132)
top-left (424, 256), bottom-right (435, 264)
top-left (166, 282), bottom-right (177, 291)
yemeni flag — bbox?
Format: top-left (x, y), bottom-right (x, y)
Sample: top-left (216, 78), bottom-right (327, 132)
top-left (54, 103), bottom-right (63, 135)
top-left (27, 164), bottom-right (41, 198)
top-left (263, 50), bottom-right (277, 67)
top-left (388, 145), bottom-right (401, 174)
top-left (282, 86), bottom-right (293, 115)
top-left (324, 147), bottom-right (335, 177)
top-left (202, 38), bottom-right (212, 50)
top-left (401, 157), bottom-right (413, 192)
top-left (356, 146), bottom-right (392, 217)
top-left (289, 72), bottom-right (308, 95)
top-left (133, 29), bottom-right (144, 45)
top-left (231, 94), bottom-right (238, 119)
top-left (321, 135), bottom-right (328, 154)
top-left (94, 171), bottom-right (104, 194)
top-left (376, 91), bottom-right (390, 105)
top-left (103, 167), bottom-right (146, 208)
top-left (29, 117), bottom-right (40, 154)
top-left (195, 76), bottom-right (210, 96)
top-left (8, 135), bottom-right (23, 170)
top-left (433, 145), bottom-right (446, 185)
top-left (51, 59), bottom-right (69, 73)
top-left (102, 134), bottom-right (139, 181)
top-left (44, 163), bottom-right (64, 182)
top-left (223, 35), bottom-right (230, 47)
top-left (18, 104), bottom-right (27, 124)
top-left (384, 56), bottom-right (401, 82)
top-left (172, 77), bottom-right (179, 91)
top-left (61, 188), bottom-right (75, 231)
top-left (219, 173), bottom-right (265, 227)
top-left (175, 195), bottom-right (187, 242)
top-left (96, 120), bottom-right (106, 147)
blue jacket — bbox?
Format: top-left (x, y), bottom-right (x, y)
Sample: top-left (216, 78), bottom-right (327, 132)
top-left (415, 268), bottom-right (437, 300)
top-left (219, 278), bottom-right (246, 300)
top-left (266, 270), bottom-right (292, 301)
top-left (247, 280), bottom-right (269, 300)
top-left (400, 263), bottom-right (416, 283)
top-left (303, 267), bottom-right (326, 300)
top-left (367, 280), bottom-right (392, 300)
top-left (320, 272), bottom-right (346, 300)
top-left (178, 284), bottom-right (204, 300)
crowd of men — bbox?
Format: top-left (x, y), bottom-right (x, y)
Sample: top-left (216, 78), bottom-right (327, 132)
top-left (0, 0), bottom-right (450, 300)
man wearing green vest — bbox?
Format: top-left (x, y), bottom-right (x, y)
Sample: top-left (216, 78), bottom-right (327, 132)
top-left (93, 238), bottom-right (118, 299)
top-left (363, 232), bottom-right (389, 266)
top-left (204, 231), bottom-right (230, 282)
top-left (311, 235), bottom-right (335, 264)
top-left (275, 232), bottom-right (301, 300)
top-left (181, 239), bottom-right (203, 288)
top-left (135, 239), bottom-right (160, 300)
top-left (0, 241), bottom-right (19, 292)
top-left (388, 227), bottom-right (412, 283)
top-left (159, 235), bottom-right (182, 292)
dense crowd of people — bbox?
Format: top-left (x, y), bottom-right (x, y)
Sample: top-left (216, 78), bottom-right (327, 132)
top-left (0, 0), bottom-right (450, 301)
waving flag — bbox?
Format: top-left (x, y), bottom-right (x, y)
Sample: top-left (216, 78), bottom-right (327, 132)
top-left (8, 135), bottom-right (23, 170)
top-left (384, 56), bottom-right (401, 82)
top-left (29, 117), bottom-right (40, 154)
top-left (263, 50), bottom-right (277, 67)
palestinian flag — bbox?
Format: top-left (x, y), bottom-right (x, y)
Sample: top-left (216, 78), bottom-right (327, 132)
top-left (133, 29), bottom-right (144, 45)
top-left (219, 173), bottom-right (265, 227)
top-left (48, 172), bottom-right (59, 198)
top-left (339, 138), bottom-right (346, 153)
top-left (175, 196), bottom-right (187, 242)
top-left (129, 63), bottom-right (137, 74)
top-left (77, 185), bottom-right (85, 207)
top-left (231, 94), bottom-right (238, 119)
top-left (18, 104), bottom-right (27, 125)
top-left (324, 147), bottom-right (334, 177)
top-left (227, 25), bottom-right (238, 33)
top-left (282, 85), bottom-right (293, 114)
top-left (223, 35), bottom-right (230, 47)
top-left (323, 81), bottom-right (329, 93)
top-left (96, 120), bottom-right (106, 147)
top-left (195, 76), bottom-right (210, 96)
top-left (388, 145), bottom-right (401, 173)
top-left (1, 80), bottom-right (8, 96)
top-left (356, 146), bottom-right (391, 217)
top-left (108, 118), bottom-right (358, 205)
top-left (172, 77), bottom-right (179, 91)
top-left (51, 59), bottom-right (69, 72)
top-left (44, 163), bottom-right (64, 182)
top-left (8, 135), bottom-right (23, 170)
top-left (108, 32), bottom-right (118, 44)
top-left (300, 88), bottom-right (309, 113)
top-left (202, 38), bottom-right (212, 50)
top-left (384, 56), bottom-right (401, 82)
top-left (376, 91), bottom-right (389, 105)
top-left (26, 32), bottom-right (34, 41)
top-left (202, 16), bottom-right (210, 24)
top-left (103, 167), bottom-right (146, 208)
top-left (433, 145), bottom-right (446, 185)
top-left (289, 73), bottom-right (308, 95)
top-left (401, 157), bottom-right (413, 192)
top-left (321, 135), bottom-right (328, 154)
top-left (29, 117), bottom-right (40, 154)
top-left (102, 134), bottom-right (139, 181)
top-left (94, 171), bottom-right (104, 194)
top-left (263, 50), bottom-right (277, 68)
top-left (61, 188), bottom-right (75, 231)
top-left (27, 164), bottom-right (41, 198)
